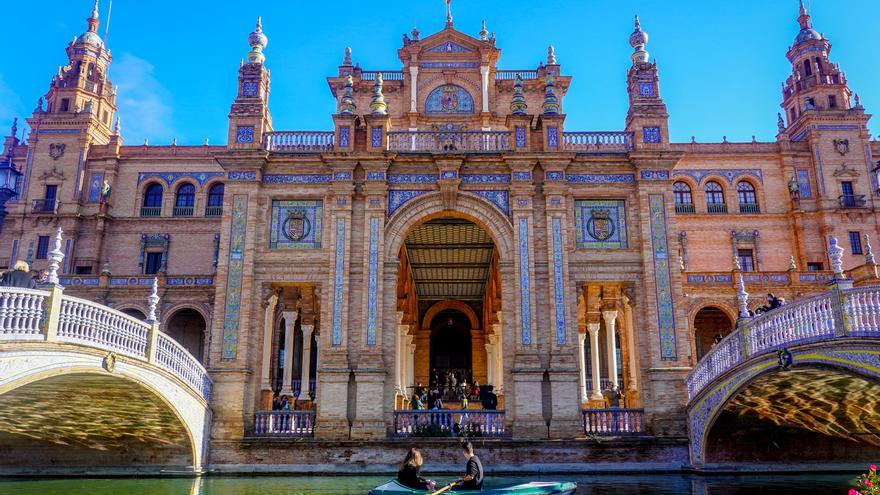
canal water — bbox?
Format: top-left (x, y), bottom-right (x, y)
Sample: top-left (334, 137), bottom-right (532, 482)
top-left (0, 474), bottom-right (859, 495)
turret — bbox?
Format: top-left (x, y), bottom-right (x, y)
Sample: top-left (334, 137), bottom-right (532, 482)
top-left (625, 16), bottom-right (669, 148)
top-left (228, 18), bottom-right (273, 149)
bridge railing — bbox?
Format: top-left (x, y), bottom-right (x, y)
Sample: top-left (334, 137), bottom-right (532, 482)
top-left (253, 410), bottom-right (315, 437)
top-left (686, 285), bottom-right (880, 401)
top-left (392, 410), bottom-right (506, 437)
top-left (582, 408), bottom-right (645, 435)
top-left (58, 295), bottom-right (151, 359)
top-left (0, 288), bottom-right (49, 340)
top-left (155, 332), bottom-right (212, 400)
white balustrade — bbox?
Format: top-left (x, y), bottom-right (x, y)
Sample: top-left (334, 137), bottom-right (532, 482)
top-left (57, 295), bottom-right (151, 359)
top-left (392, 410), bottom-right (506, 437)
top-left (845, 287), bottom-right (880, 336)
top-left (264, 131), bottom-right (335, 153)
top-left (582, 408), bottom-right (645, 435)
top-left (387, 131), bottom-right (510, 153)
top-left (155, 333), bottom-right (212, 401)
top-left (562, 132), bottom-right (633, 153)
top-left (0, 288), bottom-right (49, 339)
top-left (253, 410), bottom-right (315, 436)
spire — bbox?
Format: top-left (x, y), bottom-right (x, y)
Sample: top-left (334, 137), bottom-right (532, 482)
top-left (480, 20), bottom-right (488, 41)
top-left (510, 74), bottom-right (528, 115)
top-left (445, 0), bottom-right (453, 27)
top-left (247, 17), bottom-right (268, 64)
top-left (793, 0), bottom-right (822, 44)
top-left (88, 0), bottom-right (100, 32)
top-left (370, 74), bottom-right (388, 115)
top-left (339, 76), bottom-right (357, 115)
top-left (411, 25), bottom-right (420, 41)
top-left (342, 47), bottom-right (352, 66)
top-left (542, 76), bottom-right (560, 115)
top-left (547, 45), bottom-right (557, 65)
top-left (798, 0), bottom-right (811, 28)
top-left (114, 115), bottom-right (121, 135)
top-left (629, 15), bottom-right (650, 64)
top-left (865, 234), bottom-right (876, 265)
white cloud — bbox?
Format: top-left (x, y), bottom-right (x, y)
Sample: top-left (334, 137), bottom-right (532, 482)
top-left (111, 53), bottom-right (176, 143)
top-left (0, 73), bottom-right (23, 131)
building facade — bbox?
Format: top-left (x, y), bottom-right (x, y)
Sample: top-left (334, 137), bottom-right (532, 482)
top-left (1, 1), bottom-right (879, 456)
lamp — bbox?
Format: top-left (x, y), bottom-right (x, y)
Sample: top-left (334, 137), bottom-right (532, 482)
top-left (0, 155), bottom-right (22, 234)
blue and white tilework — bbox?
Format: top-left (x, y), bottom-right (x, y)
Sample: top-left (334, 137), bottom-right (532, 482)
top-left (425, 41), bottom-right (471, 53)
top-left (643, 126), bottom-right (661, 144)
top-left (574, 199), bottom-right (628, 249)
top-left (140, 171), bottom-right (225, 186)
top-left (332, 218), bottom-right (346, 346)
top-left (567, 174), bottom-right (635, 184)
top-left (460, 174), bottom-right (510, 184)
top-left (796, 169), bottom-right (812, 199)
top-left (242, 81), bottom-right (259, 97)
top-left (367, 172), bottom-right (386, 181)
top-left (388, 174), bottom-right (438, 184)
top-left (468, 190), bottom-right (510, 215)
top-left (648, 194), bottom-right (677, 360)
top-left (371, 127), bottom-right (383, 148)
top-left (638, 82), bottom-right (655, 97)
top-left (551, 217), bottom-right (566, 345)
top-left (547, 127), bottom-right (559, 149)
top-left (339, 126), bottom-right (351, 148)
top-left (512, 171), bottom-right (532, 181)
top-left (366, 217), bottom-right (380, 346)
top-left (672, 169), bottom-right (763, 185)
top-left (227, 170), bottom-right (258, 181)
top-left (263, 174), bottom-right (332, 184)
top-left (545, 171), bottom-right (565, 181)
top-left (269, 200), bottom-right (323, 249)
top-left (425, 85), bottom-right (475, 115)
top-left (388, 190), bottom-right (430, 216)
top-left (640, 170), bottom-right (670, 180)
top-left (333, 171), bottom-right (353, 181)
top-left (518, 218), bottom-right (533, 345)
top-left (222, 195), bottom-right (248, 360)
top-left (87, 173), bottom-right (103, 202)
top-left (440, 170), bottom-right (458, 180)
top-left (236, 126), bottom-right (255, 144)
top-left (515, 127), bottom-right (526, 148)
top-left (420, 62), bottom-right (480, 69)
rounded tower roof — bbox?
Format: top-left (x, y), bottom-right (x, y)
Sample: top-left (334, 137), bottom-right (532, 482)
top-left (77, 0), bottom-right (104, 47)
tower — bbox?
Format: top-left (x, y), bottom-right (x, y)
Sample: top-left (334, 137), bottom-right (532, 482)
top-left (228, 18), bottom-right (273, 149)
top-left (624, 16), bottom-right (669, 148)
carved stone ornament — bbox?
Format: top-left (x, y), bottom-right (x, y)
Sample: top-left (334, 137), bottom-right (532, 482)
top-left (49, 143), bottom-right (66, 160)
top-left (102, 352), bottom-right (117, 373)
top-left (833, 139), bottom-right (850, 156)
top-left (832, 162), bottom-right (860, 178)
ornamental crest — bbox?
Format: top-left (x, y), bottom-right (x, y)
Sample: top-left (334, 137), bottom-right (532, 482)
top-left (283, 210), bottom-right (311, 242)
top-left (587, 209), bottom-right (614, 241)
top-left (102, 352), bottom-right (117, 373)
top-left (834, 139), bottom-right (850, 156)
top-left (49, 143), bottom-right (66, 160)
top-left (440, 86), bottom-right (460, 112)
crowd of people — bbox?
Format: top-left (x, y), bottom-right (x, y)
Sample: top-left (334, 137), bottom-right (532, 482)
top-left (0, 261), bottom-right (47, 289)
top-left (409, 380), bottom-right (498, 411)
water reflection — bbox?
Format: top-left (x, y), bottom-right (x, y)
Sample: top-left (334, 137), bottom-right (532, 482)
top-left (0, 474), bottom-right (857, 495)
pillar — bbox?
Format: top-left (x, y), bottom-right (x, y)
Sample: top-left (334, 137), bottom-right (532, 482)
top-left (406, 334), bottom-right (415, 390)
top-left (259, 292), bottom-right (279, 391)
top-left (577, 330), bottom-right (588, 404)
top-left (396, 321), bottom-right (406, 395)
top-left (587, 323), bottom-right (602, 401)
top-left (480, 66), bottom-right (490, 113)
top-left (280, 310), bottom-right (298, 396)
top-left (409, 66), bottom-right (419, 113)
top-left (300, 323), bottom-right (314, 399)
top-left (603, 310), bottom-right (619, 389)
top-left (485, 335), bottom-right (496, 387)
top-left (493, 325), bottom-right (504, 394)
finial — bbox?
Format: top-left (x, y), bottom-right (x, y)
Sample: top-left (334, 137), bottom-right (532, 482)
top-left (86, 0), bottom-right (101, 34)
top-left (480, 20), bottom-right (488, 41)
top-left (733, 254), bottom-right (742, 271)
top-left (777, 112), bottom-right (786, 133)
top-left (343, 47), bottom-right (352, 66)
top-left (736, 273), bottom-right (750, 320)
top-left (91, 0), bottom-right (100, 20)
top-left (247, 17), bottom-right (268, 64)
top-left (143, 138), bottom-right (149, 146)
top-left (47, 227), bottom-right (65, 286)
top-left (339, 75), bottom-right (357, 115)
top-left (34, 98), bottom-right (44, 113)
top-left (411, 25), bottom-right (420, 41)
top-left (146, 277), bottom-right (160, 323)
top-left (370, 74), bottom-right (388, 115)
top-left (171, 137), bottom-right (177, 146)
top-left (854, 93), bottom-right (863, 109)
top-left (828, 236), bottom-right (845, 279)
top-left (629, 15), bottom-right (650, 64)
top-left (799, 0), bottom-right (807, 17)
top-left (789, 255), bottom-right (797, 270)
top-left (114, 115), bottom-right (121, 135)
top-left (204, 138), bottom-right (210, 146)
top-left (542, 76), bottom-right (560, 115)
top-left (10, 118), bottom-right (18, 139)
top-left (865, 234), bottom-right (876, 265)
top-left (445, 0), bottom-right (453, 27)
top-left (510, 74), bottom-right (528, 116)
top-left (547, 45), bottom-right (557, 65)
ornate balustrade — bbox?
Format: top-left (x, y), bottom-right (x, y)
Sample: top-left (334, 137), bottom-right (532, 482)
top-left (264, 131), bottom-right (335, 153)
top-left (387, 131), bottom-right (511, 153)
top-left (31, 199), bottom-right (60, 215)
top-left (582, 408), bottom-right (645, 435)
top-left (361, 71), bottom-right (405, 81)
top-left (686, 285), bottom-right (880, 401)
top-left (562, 132), bottom-right (633, 153)
top-left (684, 270), bottom-right (835, 287)
top-left (392, 410), bottom-right (506, 438)
top-left (0, 288), bottom-right (48, 340)
top-left (253, 410), bottom-right (315, 437)
top-left (57, 295), bottom-right (151, 359)
top-left (495, 70), bottom-right (539, 80)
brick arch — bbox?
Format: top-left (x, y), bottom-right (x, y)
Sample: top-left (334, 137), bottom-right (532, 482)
top-left (384, 191), bottom-right (514, 261)
top-left (162, 303), bottom-right (211, 329)
top-left (422, 300), bottom-right (480, 330)
top-left (688, 301), bottom-right (737, 329)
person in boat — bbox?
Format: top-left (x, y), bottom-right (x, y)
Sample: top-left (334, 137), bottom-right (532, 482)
top-left (397, 448), bottom-right (435, 491)
top-left (453, 441), bottom-right (483, 491)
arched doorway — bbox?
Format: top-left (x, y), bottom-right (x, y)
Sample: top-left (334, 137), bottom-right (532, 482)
top-left (164, 309), bottom-right (207, 363)
top-left (693, 306), bottom-right (734, 360)
top-left (430, 309), bottom-right (473, 389)
top-left (120, 308), bottom-right (146, 320)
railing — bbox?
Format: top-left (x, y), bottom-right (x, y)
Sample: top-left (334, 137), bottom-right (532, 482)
top-left (392, 410), bottom-right (506, 438)
top-left (0, 288), bottom-right (48, 340)
top-left (707, 203), bottom-right (728, 214)
top-left (585, 378), bottom-right (617, 393)
top-left (686, 285), bottom-right (880, 401)
top-left (675, 203), bottom-right (696, 214)
top-left (57, 295), bottom-right (152, 359)
top-left (562, 132), bottom-right (633, 153)
top-left (361, 71), bottom-right (404, 81)
top-left (253, 410), bottom-right (315, 437)
top-left (155, 333), bottom-right (212, 400)
top-left (582, 408), bottom-right (645, 435)
top-left (839, 194), bottom-right (867, 209)
top-left (173, 206), bottom-right (194, 217)
top-left (495, 70), bottom-right (539, 80)
top-left (205, 206), bottom-right (223, 217)
top-left (140, 206), bottom-right (161, 217)
top-left (738, 203), bottom-right (760, 214)
top-left (387, 131), bottom-right (510, 153)
top-left (265, 131), bottom-right (335, 153)
top-left (31, 199), bottom-right (60, 214)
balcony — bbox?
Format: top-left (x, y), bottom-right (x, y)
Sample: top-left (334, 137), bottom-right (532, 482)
top-left (738, 203), bottom-right (760, 214)
top-left (495, 70), bottom-right (539, 81)
top-left (387, 131), bottom-right (510, 154)
top-left (392, 409), bottom-right (506, 438)
top-left (173, 206), bottom-right (194, 217)
top-left (360, 70), bottom-right (404, 81)
top-left (140, 206), bottom-right (162, 217)
top-left (582, 408), bottom-right (646, 436)
top-left (205, 206), bottom-right (223, 217)
top-left (707, 203), bottom-right (728, 214)
top-left (253, 410), bottom-right (314, 437)
top-left (839, 194), bottom-right (867, 209)
top-left (675, 203), bottom-right (696, 214)
top-left (562, 132), bottom-right (633, 153)
top-left (264, 131), bottom-right (334, 153)
top-left (31, 199), bottom-right (60, 215)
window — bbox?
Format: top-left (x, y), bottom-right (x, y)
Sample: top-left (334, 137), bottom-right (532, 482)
top-left (75, 266), bottom-right (93, 275)
top-left (145, 252), bottom-right (163, 275)
top-left (828, 95), bottom-right (837, 109)
top-left (807, 262), bottom-right (824, 272)
top-left (737, 249), bottom-right (756, 272)
top-left (60, 99), bottom-right (70, 112)
top-left (141, 183), bottom-right (163, 217)
top-left (850, 231), bottom-right (863, 255)
top-left (45, 185), bottom-right (57, 202)
top-left (206, 183), bottom-right (224, 217)
top-left (173, 183), bottom-right (195, 216)
top-left (803, 59), bottom-right (812, 76)
top-left (841, 181), bottom-right (854, 196)
top-left (737, 181), bottom-right (759, 213)
top-left (36, 236), bottom-right (50, 259)
top-left (705, 181), bottom-right (727, 213)
top-left (673, 182), bottom-right (694, 213)
top-left (790, 108), bottom-right (797, 122)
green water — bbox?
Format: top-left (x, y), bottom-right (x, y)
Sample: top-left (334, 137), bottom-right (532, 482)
top-left (0, 474), bottom-right (859, 495)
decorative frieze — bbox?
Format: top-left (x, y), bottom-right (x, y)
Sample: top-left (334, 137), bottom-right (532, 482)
top-left (567, 174), bottom-right (635, 184)
top-left (672, 169), bottom-right (763, 185)
top-left (467, 190), bottom-right (510, 215)
top-left (331, 218), bottom-right (346, 346)
top-left (221, 195), bottom-right (249, 360)
top-left (518, 218), bottom-right (533, 346)
top-left (648, 194), bottom-right (677, 360)
top-left (388, 190), bottom-right (430, 216)
top-left (366, 217), bottom-right (380, 346)
top-left (138, 171), bottom-right (225, 186)
top-left (263, 174), bottom-right (332, 184)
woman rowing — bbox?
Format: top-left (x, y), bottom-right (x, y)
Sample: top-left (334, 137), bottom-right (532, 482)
top-left (397, 448), bottom-right (436, 492)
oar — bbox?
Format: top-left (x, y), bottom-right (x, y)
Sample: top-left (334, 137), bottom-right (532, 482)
top-left (427, 481), bottom-right (459, 495)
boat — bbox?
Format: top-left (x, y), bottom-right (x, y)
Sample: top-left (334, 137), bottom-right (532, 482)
top-left (369, 480), bottom-right (578, 495)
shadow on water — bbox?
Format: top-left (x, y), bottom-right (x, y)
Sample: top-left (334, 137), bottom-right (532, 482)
top-left (0, 473), bottom-right (858, 495)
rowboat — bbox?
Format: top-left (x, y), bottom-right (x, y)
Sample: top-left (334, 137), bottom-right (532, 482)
top-left (369, 480), bottom-right (578, 495)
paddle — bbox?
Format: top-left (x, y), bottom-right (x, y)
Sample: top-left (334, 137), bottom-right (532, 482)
top-left (427, 480), bottom-right (459, 495)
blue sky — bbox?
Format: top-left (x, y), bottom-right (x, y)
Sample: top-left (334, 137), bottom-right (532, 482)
top-left (2, 1), bottom-right (878, 145)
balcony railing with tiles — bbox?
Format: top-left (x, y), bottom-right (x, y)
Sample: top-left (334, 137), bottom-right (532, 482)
top-left (562, 132), bottom-right (633, 153)
top-left (674, 203), bottom-right (696, 214)
top-left (360, 70), bottom-right (404, 81)
top-left (387, 131), bottom-right (511, 153)
top-left (31, 199), bottom-right (60, 215)
top-left (684, 270), bottom-right (835, 287)
top-left (839, 194), bottom-right (867, 209)
top-left (582, 408), bottom-right (646, 436)
top-left (205, 206), bottom-right (223, 217)
top-left (495, 70), bottom-right (539, 80)
top-left (140, 206), bottom-right (162, 217)
top-left (738, 203), bottom-right (760, 214)
top-left (707, 203), bottom-right (728, 214)
top-left (173, 206), bottom-right (194, 217)
top-left (264, 131), bottom-right (335, 153)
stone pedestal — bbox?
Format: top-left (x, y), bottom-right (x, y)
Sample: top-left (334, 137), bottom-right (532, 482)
top-left (313, 369), bottom-right (351, 440)
top-left (350, 371), bottom-right (388, 440)
top-left (510, 370), bottom-right (546, 438)
top-left (548, 369), bottom-right (583, 438)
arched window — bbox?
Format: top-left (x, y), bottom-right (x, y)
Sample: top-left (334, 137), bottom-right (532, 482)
top-left (206, 183), bottom-right (224, 217)
top-left (737, 181), bottom-right (759, 213)
top-left (174, 183), bottom-right (195, 216)
top-left (705, 181), bottom-right (727, 214)
top-left (141, 183), bottom-right (163, 217)
top-left (673, 182), bottom-right (694, 213)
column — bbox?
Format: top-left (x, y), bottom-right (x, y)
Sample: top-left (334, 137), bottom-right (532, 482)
top-left (300, 323), bottom-right (315, 399)
top-left (260, 292), bottom-right (279, 391)
top-left (480, 66), bottom-right (490, 113)
top-left (397, 324), bottom-right (408, 394)
top-left (409, 66), bottom-right (419, 113)
top-left (577, 330), bottom-right (588, 404)
top-left (587, 323), bottom-right (602, 401)
top-left (405, 335), bottom-right (415, 390)
top-left (493, 325), bottom-right (504, 394)
top-left (604, 310), bottom-right (619, 388)
top-left (280, 310), bottom-right (298, 396)
top-left (485, 336), bottom-right (496, 386)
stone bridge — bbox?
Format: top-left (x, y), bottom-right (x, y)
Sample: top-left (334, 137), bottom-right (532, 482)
top-left (686, 279), bottom-right (880, 466)
top-left (0, 280), bottom-right (211, 473)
